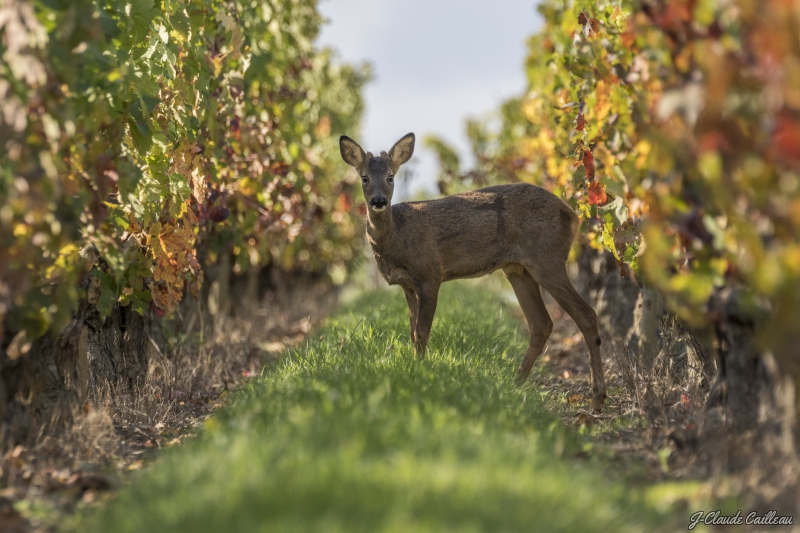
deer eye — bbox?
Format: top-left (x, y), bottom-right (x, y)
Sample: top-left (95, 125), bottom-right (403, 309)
top-left (361, 176), bottom-right (369, 185)
top-left (387, 175), bottom-right (394, 184)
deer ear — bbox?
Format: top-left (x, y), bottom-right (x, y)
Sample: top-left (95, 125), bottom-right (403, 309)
top-left (389, 133), bottom-right (415, 168)
top-left (340, 136), bottom-right (365, 168)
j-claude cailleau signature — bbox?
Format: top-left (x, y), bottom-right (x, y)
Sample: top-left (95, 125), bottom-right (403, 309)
top-left (689, 510), bottom-right (793, 529)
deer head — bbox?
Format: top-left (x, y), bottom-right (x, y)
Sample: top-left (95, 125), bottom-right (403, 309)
top-left (340, 133), bottom-right (415, 213)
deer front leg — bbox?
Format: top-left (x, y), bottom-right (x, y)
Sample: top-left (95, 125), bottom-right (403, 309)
top-left (403, 288), bottom-right (419, 346)
top-left (413, 282), bottom-right (440, 359)
top-left (503, 265), bottom-right (553, 382)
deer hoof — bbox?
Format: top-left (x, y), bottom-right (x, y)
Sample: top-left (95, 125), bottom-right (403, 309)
top-left (515, 361), bottom-right (534, 383)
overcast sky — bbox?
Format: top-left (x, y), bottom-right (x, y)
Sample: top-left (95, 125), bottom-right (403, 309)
top-left (317, 0), bottom-right (541, 198)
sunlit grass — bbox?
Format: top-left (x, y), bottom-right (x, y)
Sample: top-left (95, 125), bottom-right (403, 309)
top-left (72, 282), bottom-right (672, 533)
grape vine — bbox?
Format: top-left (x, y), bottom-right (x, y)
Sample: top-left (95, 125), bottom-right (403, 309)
top-left (1, 0), bottom-right (368, 340)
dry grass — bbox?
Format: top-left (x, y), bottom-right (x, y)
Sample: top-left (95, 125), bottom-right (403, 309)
top-left (0, 280), bottom-right (337, 532)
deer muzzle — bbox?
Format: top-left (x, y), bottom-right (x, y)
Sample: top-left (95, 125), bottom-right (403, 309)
top-left (370, 197), bottom-right (388, 212)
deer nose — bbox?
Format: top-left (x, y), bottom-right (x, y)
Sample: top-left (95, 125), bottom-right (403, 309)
top-left (370, 197), bottom-right (388, 210)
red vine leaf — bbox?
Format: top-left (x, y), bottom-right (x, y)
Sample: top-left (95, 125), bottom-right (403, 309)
top-left (581, 150), bottom-right (596, 181)
top-left (578, 10), bottom-right (601, 37)
top-left (587, 181), bottom-right (607, 206)
top-left (773, 112), bottom-right (800, 163)
top-left (621, 31), bottom-right (636, 48)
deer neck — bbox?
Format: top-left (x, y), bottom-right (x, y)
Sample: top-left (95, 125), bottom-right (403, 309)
top-left (366, 207), bottom-right (394, 254)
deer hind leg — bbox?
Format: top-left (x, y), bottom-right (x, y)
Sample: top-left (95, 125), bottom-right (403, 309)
top-left (403, 288), bottom-right (419, 346)
top-left (412, 282), bottom-right (440, 360)
top-left (533, 265), bottom-right (607, 412)
top-left (503, 264), bottom-right (552, 382)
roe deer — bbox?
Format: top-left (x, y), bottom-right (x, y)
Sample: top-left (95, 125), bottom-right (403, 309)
top-left (340, 132), bottom-right (607, 411)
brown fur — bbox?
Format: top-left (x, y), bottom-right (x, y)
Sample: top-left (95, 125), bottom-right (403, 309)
top-left (340, 133), bottom-right (607, 411)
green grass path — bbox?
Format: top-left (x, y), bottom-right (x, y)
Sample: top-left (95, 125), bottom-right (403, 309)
top-left (73, 282), bottom-right (671, 532)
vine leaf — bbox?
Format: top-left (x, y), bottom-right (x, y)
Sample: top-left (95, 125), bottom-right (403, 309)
top-left (587, 182), bottom-right (607, 206)
top-left (578, 10), bottom-right (601, 38)
top-left (581, 150), bottom-right (596, 181)
top-left (130, 0), bottom-right (160, 43)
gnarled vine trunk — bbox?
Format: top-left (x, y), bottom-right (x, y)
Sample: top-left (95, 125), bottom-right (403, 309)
top-left (0, 299), bottom-right (150, 446)
top-left (707, 289), bottom-right (796, 452)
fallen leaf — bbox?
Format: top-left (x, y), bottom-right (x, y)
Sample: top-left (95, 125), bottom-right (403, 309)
top-left (575, 412), bottom-right (594, 426)
top-left (259, 341), bottom-right (286, 353)
top-left (6, 330), bottom-right (31, 360)
top-left (67, 471), bottom-right (116, 492)
top-left (568, 394), bottom-right (585, 404)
